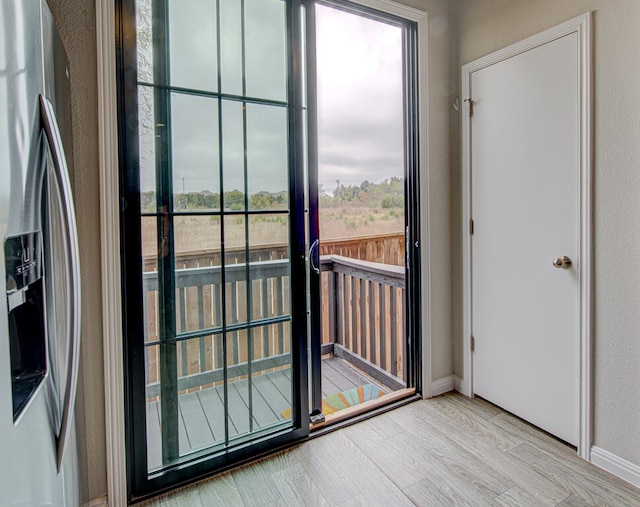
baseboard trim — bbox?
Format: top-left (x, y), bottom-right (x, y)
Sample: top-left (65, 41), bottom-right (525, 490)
top-left (453, 375), bottom-right (465, 395)
top-left (431, 375), bottom-right (455, 396)
top-left (82, 496), bottom-right (108, 507)
top-left (591, 446), bottom-right (640, 489)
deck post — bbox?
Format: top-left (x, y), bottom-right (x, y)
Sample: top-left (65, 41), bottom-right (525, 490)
top-left (327, 264), bottom-right (337, 348)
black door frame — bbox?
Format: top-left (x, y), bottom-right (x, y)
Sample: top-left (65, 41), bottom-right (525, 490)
top-left (305, 0), bottom-right (422, 411)
top-left (116, 0), bottom-right (421, 501)
top-left (116, 0), bottom-right (309, 501)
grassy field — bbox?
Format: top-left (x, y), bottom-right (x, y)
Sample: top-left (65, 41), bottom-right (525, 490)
top-left (319, 206), bottom-right (404, 238)
top-left (141, 205), bottom-right (404, 255)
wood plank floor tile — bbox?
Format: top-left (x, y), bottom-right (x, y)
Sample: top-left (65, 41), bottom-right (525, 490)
top-left (230, 458), bottom-right (283, 506)
top-left (510, 442), bottom-right (640, 506)
top-left (350, 407), bottom-right (407, 440)
top-left (420, 395), bottom-right (524, 451)
top-left (556, 494), bottom-right (592, 506)
top-left (442, 392), bottom-right (503, 420)
top-left (149, 486), bottom-right (204, 507)
top-left (253, 446), bottom-right (299, 474)
top-left (403, 473), bottom-right (495, 507)
top-left (286, 436), bottom-right (358, 505)
top-left (391, 400), bottom-right (571, 505)
top-left (334, 494), bottom-right (369, 506)
top-left (392, 427), bottom-right (513, 501)
top-left (342, 419), bottom-right (428, 489)
top-left (271, 465), bottom-right (331, 506)
top-left (138, 393), bottom-right (640, 507)
top-left (196, 472), bottom-right (243, 506)
top-left (494, 486), bottom-right (550, 507)
top-left (304, 431), bottom-right (413, 506)
top-left (488, 410), bottom-right (576, 457)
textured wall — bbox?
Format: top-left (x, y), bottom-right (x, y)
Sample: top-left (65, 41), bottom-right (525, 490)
top-left (417, 0), bottom-right (454, 384)
top-left (396, 0), bottom-right (454, 384)
top-left (47, 0), bottom-right (106, 503)
top-left (451, 0), bottom-right (640, 467)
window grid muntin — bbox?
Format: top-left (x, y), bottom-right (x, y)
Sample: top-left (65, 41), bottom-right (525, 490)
top-left (139, 0), bottom-right (293, 470)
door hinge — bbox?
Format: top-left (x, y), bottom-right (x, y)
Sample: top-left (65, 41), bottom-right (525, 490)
top-left (465, 98), bottom-right (474, 117)
top-left (469, 219), bottom-right (474, 235)
top-left (471, 335), bottom-right (475, 352)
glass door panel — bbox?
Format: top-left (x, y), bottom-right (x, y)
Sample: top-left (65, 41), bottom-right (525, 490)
top-left (121, 0), bottom-right (308, 498)
top-left (170, 93), bottom-right (221, 209)
top-left (307, 0), bottom-right (420, 424)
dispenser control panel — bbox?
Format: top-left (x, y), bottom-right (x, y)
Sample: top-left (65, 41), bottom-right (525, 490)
top-left (4, 232), bottom-right (46, 421)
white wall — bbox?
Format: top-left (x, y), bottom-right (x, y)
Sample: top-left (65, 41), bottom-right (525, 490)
top-left (451, 0), bottom-right (640, 469)
top-left (406, 0), bottom-right (454, 385)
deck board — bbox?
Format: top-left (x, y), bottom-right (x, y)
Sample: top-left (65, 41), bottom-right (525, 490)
top-left (147, 356), bottom-right (385, 471)
top-left (320, 373), bottom-right (342, 397)
top-left (322, 356), bottom-right (374, 396)
top-left (227, 381), bottom-right (251, 435)
top-left (179, 392), bottom-right (214, 452)
top-left (252, 371), bottom-right (291, 417)
top-left (197, 388), bottom-right (228, 440)
top-left (176, 401), bottom-right (189, 452)
top-left (248, 379), bottom-right (282, 427)
top-left (146, 401), bottom-right (162, 468)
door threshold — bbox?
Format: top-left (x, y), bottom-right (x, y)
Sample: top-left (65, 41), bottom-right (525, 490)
top-left (310, 387), bottom-right (416, 431)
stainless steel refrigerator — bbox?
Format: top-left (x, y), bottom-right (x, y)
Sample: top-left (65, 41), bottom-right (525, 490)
top-left (0, 0), bottom-right (82, 505)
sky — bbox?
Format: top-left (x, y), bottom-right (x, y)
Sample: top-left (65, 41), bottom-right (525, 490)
top-left (137, 0), bottom-right (405, 195)
top-left (316, 5), bottom-right (404, 194)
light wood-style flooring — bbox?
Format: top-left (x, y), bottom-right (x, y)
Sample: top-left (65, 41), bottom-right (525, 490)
top-left (141, 393), bottom-right (640, 506)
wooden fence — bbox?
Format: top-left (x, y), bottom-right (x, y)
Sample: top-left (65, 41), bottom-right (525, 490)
top-left (143, 232), bottom-right (404, 273)
top-left (143, 233), bottom-right (406, 393)
top-left (319, 233), bottom-right (405, 266)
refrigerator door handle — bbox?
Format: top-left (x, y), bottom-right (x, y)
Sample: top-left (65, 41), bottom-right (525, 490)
top-left (39, 95), bottom-right (82, 473)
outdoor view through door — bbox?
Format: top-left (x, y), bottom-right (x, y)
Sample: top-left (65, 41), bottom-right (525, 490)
top-left (118, 0), bottom-right (420, 499)
top-left (309, 4), bottom-right (417, 424)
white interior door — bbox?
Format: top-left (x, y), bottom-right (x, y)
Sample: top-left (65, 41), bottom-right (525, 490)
top-left (470, 32), bottom-right (579, 446)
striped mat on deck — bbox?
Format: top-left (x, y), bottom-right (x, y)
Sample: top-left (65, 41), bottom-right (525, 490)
top-left (281, 384), bottom-right (385, 419)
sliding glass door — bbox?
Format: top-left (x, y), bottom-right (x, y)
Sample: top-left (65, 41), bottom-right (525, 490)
top-left (118, 0), bottom-right (420, 500)
top-left (306, 0), bottom-right (421, 424)
top-left (118, 0), bottom-right (308, 500)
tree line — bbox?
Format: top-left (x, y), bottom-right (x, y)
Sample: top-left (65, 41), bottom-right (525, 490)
top-left (322, 176), bottom-right (404, 208)
top-left (140, 177), bottom-right (404, 211)
top-left (141, 190), bottom-right (288, 211)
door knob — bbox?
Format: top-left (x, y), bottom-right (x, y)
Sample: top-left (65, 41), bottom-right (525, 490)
top-left (552, 256), bottom-right (572, 269)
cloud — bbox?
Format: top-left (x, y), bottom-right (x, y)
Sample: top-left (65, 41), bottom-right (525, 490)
top-left (138, 2), bottom-right (406, 195)
top-left (316, 5), bottom-right (405, 189)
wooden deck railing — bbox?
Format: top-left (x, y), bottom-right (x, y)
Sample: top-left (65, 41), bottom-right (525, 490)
top-left (320, 255), bottom-right (406, 391)
top-left (319, 233), bottom-right (405, 266)
top-left (143, 259), bottom-right (292, 397)
top-left (142, 240), bottom-right (406, 397)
